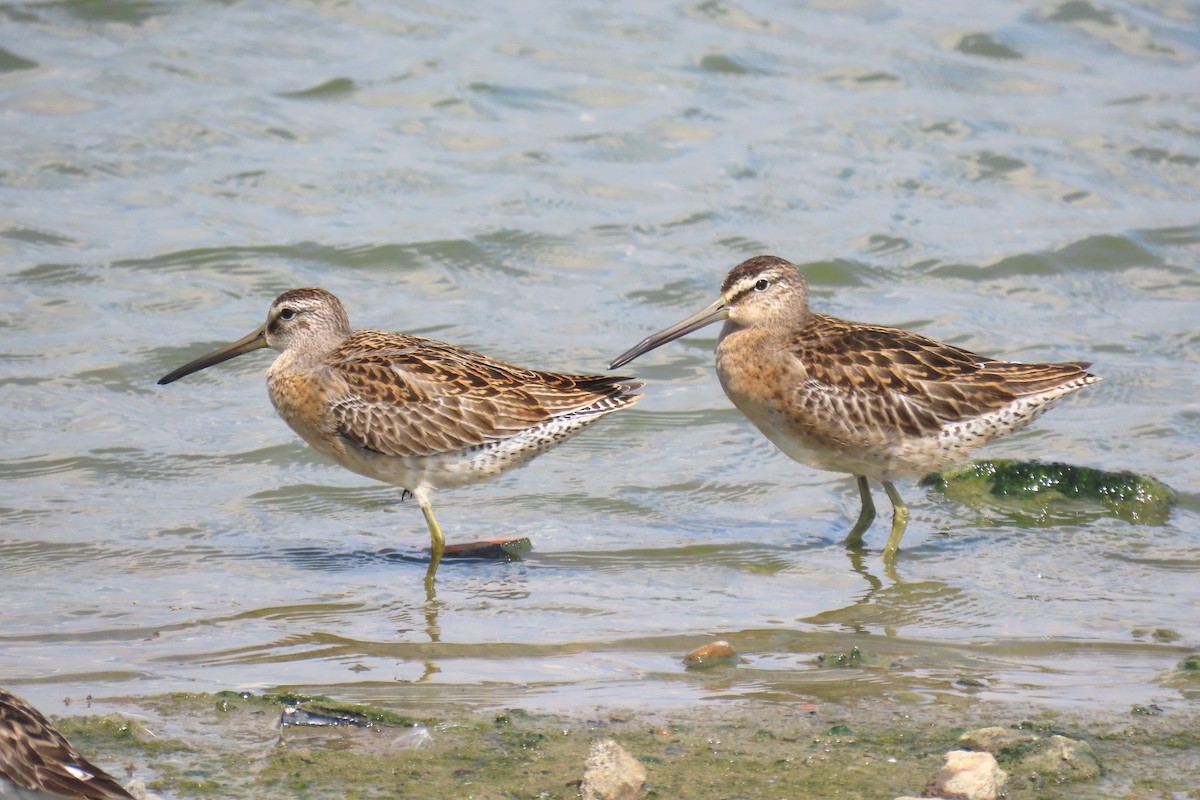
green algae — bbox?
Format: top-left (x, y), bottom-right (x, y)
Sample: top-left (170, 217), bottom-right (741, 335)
top-left (816, 645), bottom-right (870, 668)
top-left (1178, 654), bottom-right (1200, 675)
top-left (54, 714), bottom-right (193, 757)
top-left (922, 459), bottom-right (1176, 524)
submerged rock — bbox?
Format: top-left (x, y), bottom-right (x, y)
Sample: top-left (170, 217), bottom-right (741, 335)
top-left (922, 459), bottom-right (1175, 524)
top-left (443, 537), bottom-right (532, 559)
top-left (683, 640), bottom-right (738, 669)
top-left (581, 739), bottom-right (647, 800)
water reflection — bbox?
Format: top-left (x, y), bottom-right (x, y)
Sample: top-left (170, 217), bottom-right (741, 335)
top-left (806, 550), bottom-right (966, 639)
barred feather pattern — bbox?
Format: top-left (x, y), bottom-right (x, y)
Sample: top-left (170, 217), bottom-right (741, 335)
top-left (260, 292), bottom-right (642, 493)
top-left (322, 333), bottom-right (641, 458)
top-left (0, 688), bottom-right (134, 800)
top-left (713, 260), bottom-right (1099, 481)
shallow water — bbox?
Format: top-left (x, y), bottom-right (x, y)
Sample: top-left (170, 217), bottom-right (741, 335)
top-left (2, 0), bottom-right (1199, 731)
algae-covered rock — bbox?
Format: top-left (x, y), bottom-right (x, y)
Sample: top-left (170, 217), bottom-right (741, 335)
top-left (958, 726), bottom-right (1101, 786)
top-left (816, 645), bottom-right (869, 668)
top-left (922, 460), bottom-right (1175, 524)
top-left (1157, 654), bottom-right (1200, 696)
top-left (1008, 734), bottom-right (1101, 784)
top-left (1177, 654), bottom-right (1200, 676)
top-left (958, 726), bottom-right (1039, 754)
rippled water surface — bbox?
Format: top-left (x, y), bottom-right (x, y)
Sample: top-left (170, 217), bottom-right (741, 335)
top-left (2, 0), bottom-right (1199, 724)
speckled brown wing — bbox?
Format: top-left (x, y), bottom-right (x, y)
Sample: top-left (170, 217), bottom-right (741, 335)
top-left (325, 331), bottom-right (641, 458)
top-left (790, 315), bottom-right (1096, 439)
top-left (0, 688), bottom-right (134, 799)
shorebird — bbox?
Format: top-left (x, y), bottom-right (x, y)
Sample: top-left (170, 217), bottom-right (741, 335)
top-left (0, 687), bottom-right (135, 799)
top-left (610, 255), bottom-right (1099, 556)
top-left (159, 288), bottom-right (641, 584)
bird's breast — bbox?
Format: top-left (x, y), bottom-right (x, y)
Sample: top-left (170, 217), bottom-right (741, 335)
top-left (266, 366), bottom-right (345, 460)
top-left (715, 328), bottom-right (802, 421)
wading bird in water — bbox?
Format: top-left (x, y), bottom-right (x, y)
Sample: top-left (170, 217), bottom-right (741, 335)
top-left (610, 255), bottom-right (1099, 557)
top-left (159, 288), bottom-right (641, 586)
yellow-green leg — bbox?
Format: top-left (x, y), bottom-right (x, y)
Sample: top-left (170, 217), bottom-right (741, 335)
top-left (419, 498), bottom-right (446, 588)
top-left (844, 475), bottom-right (876, 547)
top-left (881, 481), bottom-right (909, 558)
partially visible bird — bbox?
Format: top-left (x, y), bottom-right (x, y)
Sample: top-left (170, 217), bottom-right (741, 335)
top-left (0, 687), bottom-right (135, 799)
top-left (159, 287), bottom-right (642, 584)
top-left (610, 255), bottom-right (1099, 556)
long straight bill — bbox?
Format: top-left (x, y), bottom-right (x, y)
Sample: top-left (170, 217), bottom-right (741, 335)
top-left (608, 299), bottom-right (728, 369)
top-left (158, 325), bottom-right (268, 385)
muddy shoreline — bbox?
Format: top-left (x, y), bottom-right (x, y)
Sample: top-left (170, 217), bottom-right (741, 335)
top-left (49, 687), bottom-right (1200, 799)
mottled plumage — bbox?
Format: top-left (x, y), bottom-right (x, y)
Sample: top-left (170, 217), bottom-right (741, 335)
top-left (159, 287), bottom-right (641, 583)
top-left (610, 255), bottom-right (1099, 555)
top-left (0, 687), bottom-right (134, 800)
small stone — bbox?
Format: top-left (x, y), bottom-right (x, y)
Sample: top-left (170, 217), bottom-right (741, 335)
top-left (923, 750), bottom-right (1006, 800)
top-left (683, 640), bottom-right (738, 668)
top-left (581, 739), bottom-right (647, 800)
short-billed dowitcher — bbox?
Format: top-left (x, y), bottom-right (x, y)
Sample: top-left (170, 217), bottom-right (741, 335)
top-left (1, 686), bottom-right (135, 799)
top-left (610, 255), bottom-right (1099, 556)
top-left (159, 288), bottom-right (641, 583)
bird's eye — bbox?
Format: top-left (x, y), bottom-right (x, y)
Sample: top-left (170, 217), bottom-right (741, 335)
top-left (279, 308), bottom-right (296, 320)
top-left (754, 279), bottom-right (769, 291)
